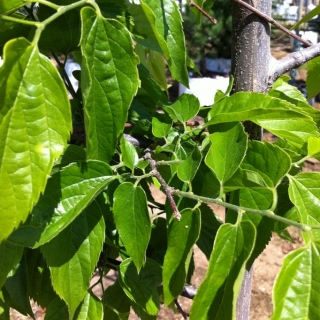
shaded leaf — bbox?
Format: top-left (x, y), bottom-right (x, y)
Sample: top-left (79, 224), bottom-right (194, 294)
top-left (177, 146), bottom-right (202, 182)
top-left (190, 221), bottom-right (256, 320)
top-left (0, 38), bottom-right (71, 242)
top-left (152, 113), bottom-right (172, 138)
top-left (118, 258), bottom-right (162, 315)
top-left (45, 297), bottom-right (68, 320)
top-left (113, 183), bottom-right (151, 271)
top-left (8, 161), bottom-right (113, 248)
top-left (41, 201), bottom-right (105, 318)
top-left (271, 242), bottom-right (320, 320)
top-left (0, 241), bottom-right (23, 289)
top-left (307, 56), bottom-right (320, 99)
top-left (120, 135), bottom-right (139, 172)
top-left (81, 7), bottom-right (139, 162)
top-left (163, 208), bottom-right (201, 306)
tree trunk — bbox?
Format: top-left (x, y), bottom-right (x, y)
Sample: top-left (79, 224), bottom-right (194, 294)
top-left (231, 0), bottom-right (272, 318)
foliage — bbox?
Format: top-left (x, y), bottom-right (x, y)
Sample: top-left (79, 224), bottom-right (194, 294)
top-left (1, 0), bottom-right (320, 319)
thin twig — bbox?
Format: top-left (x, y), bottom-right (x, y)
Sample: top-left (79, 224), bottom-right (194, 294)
top-left (174, 299), bottom-right (189, 319)
top-left (144, 150), bottom-right (181, 220)
top-left (234, 0), bottom-right (311, 47)
top-left (189, 0), bottom-right (217, 24)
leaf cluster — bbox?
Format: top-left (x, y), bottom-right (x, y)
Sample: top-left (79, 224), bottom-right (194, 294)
top-left (1, 1), bottom-right (320, 319)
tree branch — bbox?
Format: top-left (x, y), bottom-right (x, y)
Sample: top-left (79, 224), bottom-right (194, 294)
top-left (189, 0), bottom-right (217, 24)
top-left (269, 43), bottom-right (320, 83)
top-left (234, 0), bottom-right (311, 48)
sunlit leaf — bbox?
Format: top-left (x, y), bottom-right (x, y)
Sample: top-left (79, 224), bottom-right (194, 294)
top-left (307, 56), bottom-right (320, 100)
top-left (77, 292), bottom-right (103, 320)
top-left (0, 38), bottom-right (71, 242)
top-left (81, 7), bottom-right (139, 162)
top-left (42, 201), bottom-right (105, 318)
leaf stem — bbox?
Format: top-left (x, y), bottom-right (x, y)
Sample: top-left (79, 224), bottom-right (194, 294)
top-left (0, 15), bottom-right (41, 27)
top-left (173, 190), bottom-right (311, 231)
top-left (32, 0), bottom-right (60, 10)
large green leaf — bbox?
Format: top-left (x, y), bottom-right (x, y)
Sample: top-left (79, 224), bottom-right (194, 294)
top-left (0, 241), bottom-right (23, 290)
top-left (77, 292), bottom-right (103, 320)
top-left (240, 141), bottom-right (291, 187)
top-left (177, 146), bottom-right (202, 182)
top-left (207, 92), bottom-right (319, 149)
top-left (81, 7), bottom-right (139, 162)
top-left (163, 208), bottom-right (201, 306)
top-left (288, 172), bottom-right (320, 241)
top-left (0, 38), bottom-right (71, 242)
top-left (271, 242), bottom-right (320, 320)
top-left (205, 122), bottom-right (248, 186)
top-left (308, 136), bottom-right (320, 161)
top-left (190, 221), bottom-right (256, 320)
top-left (8, 161), bottom-right (113, 248)
top-left (118, 258), bottom-right (162, 315)
top-left (113, 182), bottom-right (151, 271)
top-left (140, 0), bottom-right (188, 86)
top-left (307, 56), bottom-right (320, 100)
top-left (41, 201), bottom-right (105, 318)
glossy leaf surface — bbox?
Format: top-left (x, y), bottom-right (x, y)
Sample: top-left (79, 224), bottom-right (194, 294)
top-left (113, 183), bottom-right (151, 271)
top-left (163, 208), bottom-right (201, 306)
top-left (42, 201), bottom-right (105, 318)
top-left (0, 38), bottom-right (71, 242)
top-left (205, 122), bottom-right (247, 185)
top-left (8, 161), bottom-right (113, 248)
top-left (140, 0), bottom-right (188, 86)
top-left (271, 242), bottom-right (320, 320)
top-left (190, 221), bottom-right (256, 320)
top-left (81, 7), bottom-right (139, 162)
top-left (118, 258), bottom-right (162, 315)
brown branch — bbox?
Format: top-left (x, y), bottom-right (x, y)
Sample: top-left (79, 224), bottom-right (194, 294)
top-left (174, 299), bottom-right (189, 319)
top-left (234, 0), bottom-right (311, 48)
top-left (269, 43), bottom-right (320, 83)
top-left (144, 150), bottom-right (181, 221)
top-left (189, 0), bottom-right (217, 25)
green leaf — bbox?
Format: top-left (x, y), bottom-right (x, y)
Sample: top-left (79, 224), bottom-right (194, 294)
top-left (0, 290), bottom-right (9, 320)
top-left (269, 75), bottom-right (320, 125)
top-left (177, 146), bottom-right (202, 182)
top-left (190, 221), bottom-right (256, 320)
top-left (45, 297), bottom-right (69, 320)
top-left (196, 204), bottom-right (222, 260)
top-left (163, 94), bottom-right (200, 123)
top-left (118, 258), bottom-right (162, 315)
top-left (3, 258), bottom-right (33, 318)
top-left (120, 136), bottom-right (139, 172)
top-left (0, 38), bottom-right (71, 242)
top-left (76, 292), bottom-right (103, 320)
top-left (240, 141), bottom-right (291, 187)
top-left (37, 6), bottom-right (81, 55)
top-left (0, 241), bottom-right (23, 290)
top-left (81, 7), bottom-right (139, 162)
top-left (146, 50), bottom-right (167, 90)
top-left (140, 0), bottom-right (188, 86)
top-left (307, 56), bottom-right (320, 99)
top-left (288, 172), bottom-right (320, 241)
top-left (152, 113), bottom-right (172, 138)
top-left (207, 92), bottom-right (319, 149)
top-left (104, 280), bottom-right (131, 319)
top-left (308, 136), bottom-right (320, 161)
top-left (0, 0), bottom-right (27, 14)
top-left (289, 5), bottom-right (320, 31)
top-left (8, 161), bottom-right (113, 248)
top-left (113, 183), bottom-right (151, 271)
top-left (271, 242), bottom-right (320, 320)
top-left (41, 201), bottom-right (105, 318)
top-left (163, 208), bottom-right (201, 306)
top-left (205, 122), bottom-right (248, 186)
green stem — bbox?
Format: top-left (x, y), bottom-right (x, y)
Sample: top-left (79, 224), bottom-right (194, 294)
top-left (156, 159), bottom-right (183, 166)
top-left (173, 190), bottom-right (311, 232)
top-left (0, 15), bottom-right (40, 27)
top-left (133, 172), bottom-right (154, 187)
top-left (293, 155), bottom-right (310, 167)
top-left (31, 0), bottom-right (60, 10)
